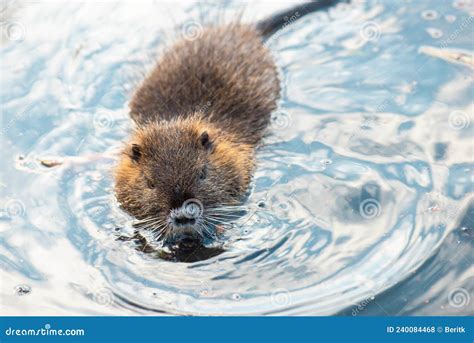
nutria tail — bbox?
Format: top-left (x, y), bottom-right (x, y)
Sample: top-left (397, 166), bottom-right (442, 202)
top-left (257, 0), bottom-right (347, 40)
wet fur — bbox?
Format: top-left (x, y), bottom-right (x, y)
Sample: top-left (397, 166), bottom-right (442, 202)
top-left (115, 22), bottom-right (280, 224)
top-left (129, 24), bottom-right (280, 144)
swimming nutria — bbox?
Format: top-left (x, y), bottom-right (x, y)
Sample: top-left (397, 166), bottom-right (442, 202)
top-left (115, 1), bottom-right (343, 243)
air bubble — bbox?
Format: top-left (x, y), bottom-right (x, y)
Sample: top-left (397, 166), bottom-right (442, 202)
top-left (453, 0), bottom-right (469, 9)
top-left (320, 159), bottom-right (333, 166)
top-left (428, 205), bottom-right (440, 213)
top-left (421, 10), bottom-right (438, 20)
top-left (445, 15), bottom-right (456, 23)
top-left (426, 28), bottom-right (443, 39)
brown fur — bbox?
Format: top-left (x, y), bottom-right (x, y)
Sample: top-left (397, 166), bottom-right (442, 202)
top-left (115, 23), bottom-right (280, 224)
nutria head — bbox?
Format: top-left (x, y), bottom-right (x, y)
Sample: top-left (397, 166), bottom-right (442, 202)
top-left (115, 114), bottom-right (254, 242)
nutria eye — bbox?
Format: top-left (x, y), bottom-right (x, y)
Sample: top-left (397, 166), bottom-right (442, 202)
top-left (198, 131), bottom-right (212, 150)
top-left (199, 166), bottom-right (207, 180)
top-left (146, 178), bottom-right (155, 189)
top-left (131, 144), bottom-right (141, 162)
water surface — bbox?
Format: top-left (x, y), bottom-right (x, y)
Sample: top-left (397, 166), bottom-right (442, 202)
top-left (1, 0), bottom-right (473, 315)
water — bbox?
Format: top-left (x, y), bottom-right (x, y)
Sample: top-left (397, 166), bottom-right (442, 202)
top-left (1, 0), bottom-right (472, 315)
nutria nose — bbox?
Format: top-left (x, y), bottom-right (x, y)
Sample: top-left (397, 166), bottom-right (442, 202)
top-left (169, 198), bottom-right (203, 228)
top-left (173, 216), bottom-right (196, 226)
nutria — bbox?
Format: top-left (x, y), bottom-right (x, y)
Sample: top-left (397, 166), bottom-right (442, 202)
top-left (115, 1), bottom-right (344, 243)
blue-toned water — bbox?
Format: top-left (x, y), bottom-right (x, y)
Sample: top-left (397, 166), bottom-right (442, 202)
top-left (1, 0), bottom-right (472, 315)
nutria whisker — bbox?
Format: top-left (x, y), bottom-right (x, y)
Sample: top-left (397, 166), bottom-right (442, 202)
top-left (205, 212), bottom-right (244, 217)
top-left (203, 217), bottom-right (236, 226)
top-left (205, 215), bottom-right (244, 222)
top-left (205, 204), bottom-right (250, 209)
top-left (150, 222), bottom-right (168, 234)
top-left (204, 208), bottom-right (249, 214)
top-left (134, 219), bottom-right (164, 229)
top-left (204, 209), bottom-right (248, 215)
top-left (135, 217), bottom-right (162, 225)
top-left (134, 216), bottom-right (163, 225)
top-left (151, 229), bottom-right (167, 241)
top-left (204, 211), bottom-right (248, 217)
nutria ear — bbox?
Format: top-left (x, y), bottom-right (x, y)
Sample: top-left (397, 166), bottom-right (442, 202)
top-left (130, 144), bottom-right (142, 162)
top-left (198, 131), bottom-right (212, 150)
